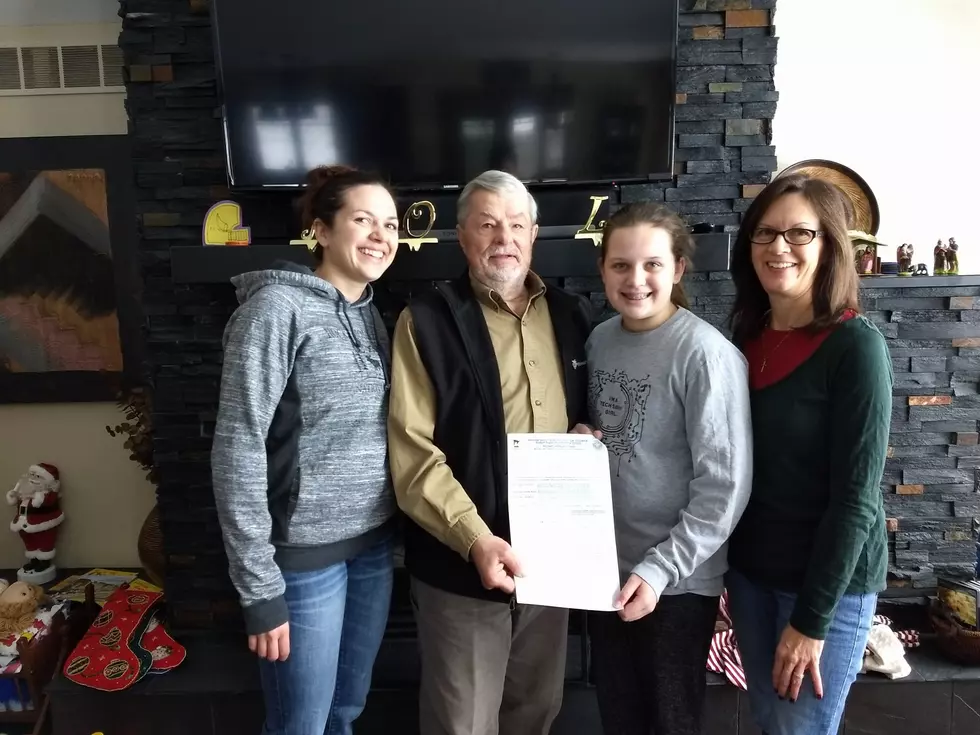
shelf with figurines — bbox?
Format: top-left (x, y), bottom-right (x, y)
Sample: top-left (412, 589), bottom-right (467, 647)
top-left (853, 233), bottom-right (963, 278)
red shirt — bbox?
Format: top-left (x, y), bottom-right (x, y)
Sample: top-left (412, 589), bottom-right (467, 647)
top-left (743, 310), bottom-right (857, 390)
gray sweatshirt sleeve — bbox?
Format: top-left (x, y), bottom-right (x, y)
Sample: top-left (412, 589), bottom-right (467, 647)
top-left (211, 289), bottom-right (298, 635)
top-left (632, 347), bottom-right (754, 598)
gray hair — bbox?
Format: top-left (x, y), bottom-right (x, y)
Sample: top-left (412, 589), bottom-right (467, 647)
top-left (456, 170), bottom-right (539, 225)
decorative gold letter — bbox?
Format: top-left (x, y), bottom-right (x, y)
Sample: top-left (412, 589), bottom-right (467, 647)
top-left (202, 201), bottom-right (251, 246)
top-left (574, 195), bottom-right (609, 247)
top-left (289, 226), bottom-right (318, 251)
top-left (399, 201), bottom-right (439, 252)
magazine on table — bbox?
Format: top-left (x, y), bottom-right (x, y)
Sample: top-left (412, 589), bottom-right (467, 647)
top-left (49, 568), bottom-right (161, 606)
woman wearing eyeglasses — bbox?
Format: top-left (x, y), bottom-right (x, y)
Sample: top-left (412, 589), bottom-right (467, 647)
top-left (724, 174), bottom-right (892, 735)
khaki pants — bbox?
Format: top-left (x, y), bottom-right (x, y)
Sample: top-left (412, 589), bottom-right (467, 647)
top-left (410, 576), bottom-right (569, 735)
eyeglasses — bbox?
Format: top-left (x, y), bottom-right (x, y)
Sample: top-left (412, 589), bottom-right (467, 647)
top-left (751, 227), bottom-right (823, 246)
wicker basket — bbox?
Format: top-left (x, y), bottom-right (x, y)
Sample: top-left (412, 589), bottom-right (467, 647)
top-left (928, 599), bottom-right (980, 666)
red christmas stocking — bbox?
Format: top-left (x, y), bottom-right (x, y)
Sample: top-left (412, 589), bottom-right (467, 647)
top-left (63, 584), bottom-right (163, 692)
top-left (138, 612), bottom-right (186, 674)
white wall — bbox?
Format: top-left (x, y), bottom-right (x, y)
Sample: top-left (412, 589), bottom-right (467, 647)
top-left (0, 7), bottom-right (150, 572)
top-left (772, 0), bottom-right (980, 273)
top-left (0, 404), bottom-right (157, 569)
top-left (0, 0), bottom-right (120, 26)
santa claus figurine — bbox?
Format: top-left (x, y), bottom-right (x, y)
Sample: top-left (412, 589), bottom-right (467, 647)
top-left (6, 463), bottom-right (64, 584)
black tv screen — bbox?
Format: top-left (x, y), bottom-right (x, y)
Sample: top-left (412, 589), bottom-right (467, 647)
top-left (212, 0), bottom-right (677, 190)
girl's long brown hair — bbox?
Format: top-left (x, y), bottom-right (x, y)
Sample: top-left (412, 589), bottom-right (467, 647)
top-left (728, 174), bottom-right (860, 346)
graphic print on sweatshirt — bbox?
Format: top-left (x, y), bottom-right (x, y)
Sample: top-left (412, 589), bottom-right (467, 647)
top-left (589, 368), bottom-right (651, 475)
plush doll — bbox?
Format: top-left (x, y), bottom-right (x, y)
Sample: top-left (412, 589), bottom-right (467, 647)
top-left (0, 579), bottom-right (46, 639)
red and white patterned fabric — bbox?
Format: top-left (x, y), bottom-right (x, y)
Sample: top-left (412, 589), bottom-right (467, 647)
top-left (868, 614), bottom-right (920, 654)
top-left (706, 591), bottom-right (748, 690)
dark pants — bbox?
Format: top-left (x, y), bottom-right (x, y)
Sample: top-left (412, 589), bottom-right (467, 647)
top-left (590, 592), bottom-right (720, 735)
top-left (410, 576), bottom-right (569, 735)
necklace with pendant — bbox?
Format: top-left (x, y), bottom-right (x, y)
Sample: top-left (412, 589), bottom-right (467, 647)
top-left (760, 329), bottom-right (794, 373)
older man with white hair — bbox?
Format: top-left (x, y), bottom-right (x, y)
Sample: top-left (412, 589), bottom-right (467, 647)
top-left (388, 170), bottom-right (594, 735)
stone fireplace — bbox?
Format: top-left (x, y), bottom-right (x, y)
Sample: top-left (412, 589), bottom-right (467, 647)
top-left (120, 0), bottom-right (977, 638)
top-left (118, 0), bottom-right (781, 631)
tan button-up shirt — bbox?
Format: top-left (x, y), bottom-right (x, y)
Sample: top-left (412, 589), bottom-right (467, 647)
top-left (387, 272), bottom-right (568, 559)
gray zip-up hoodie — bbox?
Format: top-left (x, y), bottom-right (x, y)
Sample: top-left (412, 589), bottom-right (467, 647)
top-left (211, 261), bottom-right (395, 634)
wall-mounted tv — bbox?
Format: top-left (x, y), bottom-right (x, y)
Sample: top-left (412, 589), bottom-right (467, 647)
top-left (212, 0), bottom-right (678, 191)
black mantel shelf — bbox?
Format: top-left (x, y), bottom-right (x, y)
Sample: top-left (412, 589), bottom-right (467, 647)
top-left (170, 233), bottom-right (734, 285)
top-left (170, 240), bottom-right (980, 289)
top-left (858, 275), bottom-right (980, 288)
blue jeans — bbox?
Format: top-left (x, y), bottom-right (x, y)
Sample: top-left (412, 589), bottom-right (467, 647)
top-left (726, 568), bottom-right (875, 735)
top-left (259, 538), bottom-right (394, 735)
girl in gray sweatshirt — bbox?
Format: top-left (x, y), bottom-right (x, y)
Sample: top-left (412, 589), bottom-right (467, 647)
top-left (585, 202), bottom-right (753, 735)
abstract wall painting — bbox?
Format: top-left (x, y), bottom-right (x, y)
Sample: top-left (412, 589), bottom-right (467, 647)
top-left (0, 168), bottom-right (123, 377)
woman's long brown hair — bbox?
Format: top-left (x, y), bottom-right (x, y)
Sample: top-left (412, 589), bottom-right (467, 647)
top-left (728, 174), bottom-right (860, 346)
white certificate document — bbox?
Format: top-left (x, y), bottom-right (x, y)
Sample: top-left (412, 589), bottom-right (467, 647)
top-left (507, 433), bottom-right (621, 611)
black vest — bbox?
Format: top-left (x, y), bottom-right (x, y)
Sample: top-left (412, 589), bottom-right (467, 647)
top-left (405, 274), bottom-right (592, 602)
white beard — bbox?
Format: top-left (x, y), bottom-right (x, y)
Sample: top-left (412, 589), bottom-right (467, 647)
top-left (14, 477), bottom-right (45, 504)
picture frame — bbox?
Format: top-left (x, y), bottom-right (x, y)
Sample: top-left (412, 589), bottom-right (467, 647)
top-left (0, 135), bottom-right (144, 404)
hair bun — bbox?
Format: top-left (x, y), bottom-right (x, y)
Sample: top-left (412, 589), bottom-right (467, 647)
top-left (305, 164), bottom-right (358, 189)
top-left (298, 165), bottom-right (359, 229)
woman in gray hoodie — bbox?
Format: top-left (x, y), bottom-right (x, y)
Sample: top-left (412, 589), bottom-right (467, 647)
top-left (211, 165), bottom-right (400, 735)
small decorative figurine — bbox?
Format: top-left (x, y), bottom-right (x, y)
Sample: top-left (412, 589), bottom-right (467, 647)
top-left (897, 243), bottom-right (914, 276)
top-left (859, 246), bottom-right (875, 274)
top-left (6, 464), bottom-right (64, 585)
top-left (861, 245), bottom-right (875, 274)
top-left (934, 239), bottom-right (948, 275)
top-left (914, 263), bottom-right (929, 276)
top-left (849, 231), bottom-right (878, 275)
top-left (947, 237), bottom-right (959, 275)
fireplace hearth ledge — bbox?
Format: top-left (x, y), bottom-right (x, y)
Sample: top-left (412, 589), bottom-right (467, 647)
top-left (45, 633), bottom-right (980, 735)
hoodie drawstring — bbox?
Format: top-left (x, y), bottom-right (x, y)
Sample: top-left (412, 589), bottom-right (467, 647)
top-left (337, 300), bottom-right (361, 350)
top-left (336, 300), bottom-right (390, 388)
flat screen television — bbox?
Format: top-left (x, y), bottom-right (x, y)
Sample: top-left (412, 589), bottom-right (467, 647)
top-left (212, 0), bottom-right (678, 190)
